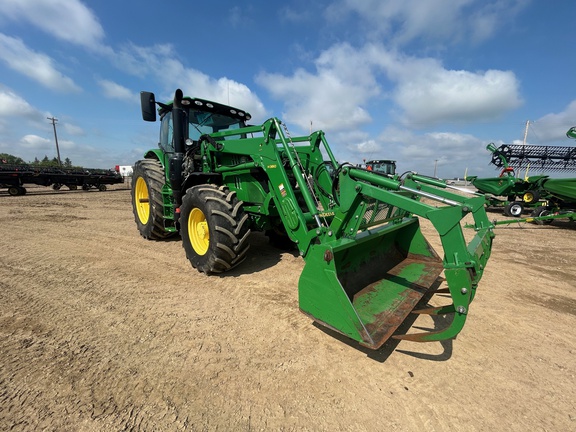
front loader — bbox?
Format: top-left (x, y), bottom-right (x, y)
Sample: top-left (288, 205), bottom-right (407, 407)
top-left (132, 89), bottom-right (495, 349)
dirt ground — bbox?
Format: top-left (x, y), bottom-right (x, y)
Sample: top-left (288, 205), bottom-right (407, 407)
top-left (1, 184), bottom-right (575, 432)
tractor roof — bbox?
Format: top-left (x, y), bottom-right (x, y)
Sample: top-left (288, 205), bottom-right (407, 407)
top-left (366, 160), bottom-right (396, 164)
top-left (159, 96), bottom-right (251, 122)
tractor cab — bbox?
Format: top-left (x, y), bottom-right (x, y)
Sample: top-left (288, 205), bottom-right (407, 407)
top-left (141, 91), bottom-right (252, 153)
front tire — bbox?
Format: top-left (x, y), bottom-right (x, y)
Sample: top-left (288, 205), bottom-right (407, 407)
top-left (180, 184), bottom-right (251, 274)
top-left (131, 159), bottom-right (172, 240)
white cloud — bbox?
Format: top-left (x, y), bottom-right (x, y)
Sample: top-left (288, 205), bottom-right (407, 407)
top-left (257, 42), bottom-right (522, 130)
top-left (257, 43), bottom-right (379, 131)
top-left (0, 34), bottom-right (81, 93)
top-left (315, 123), bottom-right (493, 178)
top-left (331, 130), bottom-right (382, 158)
top-left (374, 127), bottom-right (490, 177)
top-left (530, 100), bottom-right (576, 143)
top-left (227, 6), bottom-right (245, 28)
top-left (392, 66), bottom-right (523, 126)
top-left (355, 139), bottom-right (380, 154)
top-left (110, 43), bottom-right (268, 121)
top-left (326, 0), bottom-right (528, 45)
top-left (0, 0), bottom-right (104, 49)
top-left (55, 139), bottom-right (76, 150)
top-left (364, 44), bottom-right (523, 125)
top-left (98, 79), bottom-right (138, 102)
top-left (63, 123), bottom-right (84, 136)
top-left (279, 5), bottom-right (314, 23)
top-left (20, 134), bottom-right (51, 149)
top-left (0, 89), bottom-right (42, 119)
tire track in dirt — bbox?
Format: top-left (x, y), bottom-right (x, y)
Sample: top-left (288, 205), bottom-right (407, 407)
top-left (0, 190), bottom-right (303, 430)
top-left (1, 257), bottom-right (203, 431)
top-left (0, 192), bottom-right (197, 430)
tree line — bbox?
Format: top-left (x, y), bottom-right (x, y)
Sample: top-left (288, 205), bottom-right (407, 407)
top-left (0, 153), bottom-right (74, 167)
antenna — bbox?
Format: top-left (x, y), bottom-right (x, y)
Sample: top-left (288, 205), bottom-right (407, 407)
top-left (522, 120), bottom-right (530, 146)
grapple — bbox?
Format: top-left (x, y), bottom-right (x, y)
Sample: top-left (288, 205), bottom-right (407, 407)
top-left (298, 169), bottom-right (494, 348)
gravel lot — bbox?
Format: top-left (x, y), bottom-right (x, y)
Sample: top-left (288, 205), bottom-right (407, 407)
top-left (1, 185), bottom-right (575, 431)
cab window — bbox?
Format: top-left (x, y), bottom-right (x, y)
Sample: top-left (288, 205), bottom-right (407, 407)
top-left (159, 111), bottom-right (174, 152)
top-left (188, 110), bottom-right (244, 141)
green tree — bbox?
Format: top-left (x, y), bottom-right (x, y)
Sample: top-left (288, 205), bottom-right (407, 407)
top-left (0, 153), bottom-right (25, 164)
top-left (64, 157), bottom-right (72, 167)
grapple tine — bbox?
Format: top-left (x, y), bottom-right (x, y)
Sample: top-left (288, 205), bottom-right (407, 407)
top-left (393, 330), bottom-right (446, 342)
top-left (392, 309), bottom-right (467, 342)
top-left (411, 304), bottom-right (456, 315)
top-left (430, 287), bottom-right (450, 294)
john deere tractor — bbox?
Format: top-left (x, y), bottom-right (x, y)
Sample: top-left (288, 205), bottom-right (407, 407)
top-left (132, 89), bottom-right (495, 349)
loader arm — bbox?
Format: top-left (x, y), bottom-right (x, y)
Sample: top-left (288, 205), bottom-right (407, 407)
top-left (201, 118), bottom-right (339, 255)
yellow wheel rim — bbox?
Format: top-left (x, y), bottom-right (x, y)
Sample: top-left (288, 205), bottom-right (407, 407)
top-left (524, 192), bottom-right (534, 203)
top-left (189, 208), bottom-right (209, 255)
top-left (134, 177), bottom-right (150, 224)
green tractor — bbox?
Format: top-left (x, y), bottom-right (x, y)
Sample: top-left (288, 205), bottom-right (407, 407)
top-left (364, 159), bottom-right (396, 175)
top-left (132, 89), bottom-right (495, 349)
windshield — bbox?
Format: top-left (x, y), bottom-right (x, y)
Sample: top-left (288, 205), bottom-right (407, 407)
top-left (188, 110), bottom-right (244, 141)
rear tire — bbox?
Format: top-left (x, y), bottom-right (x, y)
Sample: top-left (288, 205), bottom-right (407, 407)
top-left (131, 159), bottom-right (172, 240)
top-left (8, 186), bottom-right (24, 196)
top-left (180, 184), bottom-right (251, 274)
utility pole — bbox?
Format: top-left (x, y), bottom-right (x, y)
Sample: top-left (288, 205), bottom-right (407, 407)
top-left (47, 116), bottom-right (62, 166)
top-left (434, 159), bottom-right (438, 178)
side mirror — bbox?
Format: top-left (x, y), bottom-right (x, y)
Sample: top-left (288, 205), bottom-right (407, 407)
top-left (140, 91), bottom-right (156, 122)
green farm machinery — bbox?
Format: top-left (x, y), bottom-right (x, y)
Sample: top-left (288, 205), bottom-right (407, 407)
top-left (131, 89), bottom-right (495, 349)
top-left (465, 144), bottom-right (544, 216)
top-left (468, 135), bottom-right (576, 225)
top-left (485, 176), bottom-right (576, 227)
top-left (364, 159), bottom-right (397, 175)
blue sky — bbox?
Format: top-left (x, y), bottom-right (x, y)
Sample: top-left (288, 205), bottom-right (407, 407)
top-left (0, 0), bottom-right (575, 178)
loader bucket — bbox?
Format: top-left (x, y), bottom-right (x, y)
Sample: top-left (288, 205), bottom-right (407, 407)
top-left (298, 217), bottom-right (444, 350)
